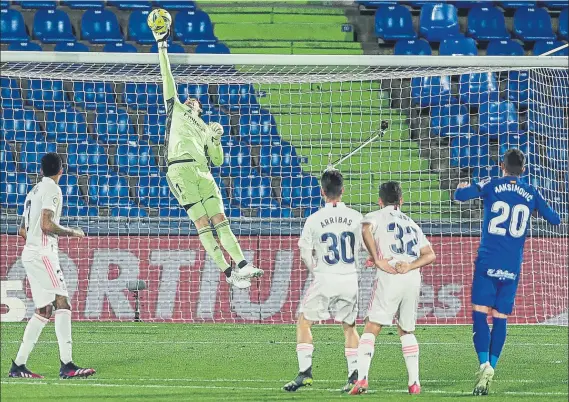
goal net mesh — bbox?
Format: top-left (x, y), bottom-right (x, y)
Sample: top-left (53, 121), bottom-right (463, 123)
top-left (1, 59), bottom-right (567, 325)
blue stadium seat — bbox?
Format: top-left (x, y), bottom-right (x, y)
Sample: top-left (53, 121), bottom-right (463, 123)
top-left (116, 143), bottom-right (160, 176)
top-left (232, 175), bottom-right (277, 208)
top-left (62, 1), bottom-right (105, 9)
top-left (238, 109), bottom-right (279, 146)
top-left (95, 108), bottom-right (135, 143)
top-left (62, 204), bottom-right (99, 217)
top-left (1, 9), bottom-right (29, 42)
top-left (513, 7), bottom-right (556, 41)
top-left (506, 70), bottom-right (530, 106)
top-left (551, 70), bottom-right (569, 104)
top-left (218, 84), bottom-right (259, 112)
top-left (0, 140), bottom-right (17, 172)
top-left (430, 104), bottom-right (472, 138)
top-left (374, 5), bottom-right (416, 40)
top-left (174, 10), bottom-right (216, 44)
top-left (1, 173), bottom-right (29, 211)
top-left (528, 103), bottom-right (566, 136)
top-left (20, 141), bottom-right (57, 173)
top-left (303, 206), bottom-right (320, 218)
top-left (486, 39), bottom-right (525, 56)
top-left (138, 175), bottom-right (175, 208)
top-left (410, 76), bottom-right (455, 107)
top-left (124, 82), bottom-right (163, 110)
top-left (467, 6), bottom-right (509, 40)
top-left (0, 1), bottom-right (7, 8)
top-left (1, 78), bottom-right (23, 108)
top-left (150, 41), bottom-right (185, 53)
top-left (195, 42), bottom-right (230, 54)
top-left (498, 133), bottom-right (530, 159)
top-left (54, 41), bottom-right (90, 52)
top-left (81, 9), bottom-right (123, 43)
top-left (559, 8), bottom-right (568, 40)
top-left (66, 142), bottom-right (110, 174)
top-left (259, 144), bottom-right (302, 177)
top-left (103, 41), bottom-right (137, 52)
top-left (111, 206), bottom-right (148, 217)
top-left (33, 8), bottom-right (75, 43)
top-left (26, 79), bottom-right (67, 110)
top-left (58, 174), bottom-right (85, 206)
top-left (212, 141), bottom-right (253, 177)
top-left (393, 39), bottom-right (432, 55)
top-left (128, 10), bottom-right (154, 44)
top-left (88, 174), bottom-right (132, 206)
top-left (458, 72), bottom-right (500, 106)
top-left (7, 41), bottom-right (42, 51)
top-left (13, 1), bottom-right (57, 8)
top-left (45, 108), bottom-right (90, 143)
top-left (498, 1), bottom-right (536, 8)
top-left (281, 175), bottom-right (322, 208)
top-left (478, 101), bottom-right (519, 137)
top-left (200, 106), bottom-right (231, 137)
top-left (533, 40), bottom-right (569, 55)
top-left (1, 108), bottom-right (41, 142)
top-left (449, 135), bottom-right (472, 169)
top-left (158, 204), bottom-right (187, 217)
top-left (419, 3), bottom-right (460, 42)
top-left (546, 137), bottom-right (568, 171)
top-left (73, 81), bottom-right (116, 110)
top-left (439, 36), bottom-right (478, 55)
top-left (257, 206), bottom-right (292, 218)
top-left (153, 0), bottom-right (195, 9)
top-left (143, 107), bottom-right (166, 144)
top-left (108, 1), bottom-right (151, 9)
top-left (177, 83), bottom-right (210, 107)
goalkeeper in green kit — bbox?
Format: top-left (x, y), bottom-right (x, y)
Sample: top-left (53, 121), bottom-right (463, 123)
top-left (152, 16), bottom-right (263, 289)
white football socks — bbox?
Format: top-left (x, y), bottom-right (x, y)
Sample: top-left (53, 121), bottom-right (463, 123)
top-left (14, 314), bottom-right (48, 366)
top-left (55, 309), bottom-right (73, 364)
top-left (296, 343), bottom-right (314, 373)
top-left (357, 333), bottom-right (376, 380)
top-left (345, 347), bottom-right (358, 377)
top-left (401, 334), bottom-right (420, 386)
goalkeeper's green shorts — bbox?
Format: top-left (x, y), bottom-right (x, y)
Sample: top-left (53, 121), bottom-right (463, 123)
top-left (166, 161), bottom-right (224, 221)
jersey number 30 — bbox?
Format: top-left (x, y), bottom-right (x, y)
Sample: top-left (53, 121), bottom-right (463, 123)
top-left (321, 232), bottom-right (355, 265)
top-left (488, 201), bottom-right (530, 238)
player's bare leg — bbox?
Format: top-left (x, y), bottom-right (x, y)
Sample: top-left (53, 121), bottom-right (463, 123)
top-left (341, 322), bottom-right (359, 393)
top-left (349, 320), bottom-right (382, 395)
top-left (472, 304), bottom-right (495, 396)
top-left (283, 314), bottom-right (314, 392)
top-left (398, 325), bottom-right (421, 394)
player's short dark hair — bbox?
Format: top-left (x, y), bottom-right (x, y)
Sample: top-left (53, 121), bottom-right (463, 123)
top-left (379, 181), bottom-right (402, 206)
top-left (41, 152), bottom-right (62, 177)
top-left (503, 148), bottom-right (525, 176)
top-left (321, 169), bottom-right (343, 199)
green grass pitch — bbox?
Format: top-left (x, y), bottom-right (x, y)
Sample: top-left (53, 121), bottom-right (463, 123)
top-left (1, 323), bottom-right (567, 401)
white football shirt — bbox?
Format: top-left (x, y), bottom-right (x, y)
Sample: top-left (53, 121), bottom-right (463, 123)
top-left (22, 177), bottom-right (63, 254)
top-left (298, 202), bottom-right (363, 275)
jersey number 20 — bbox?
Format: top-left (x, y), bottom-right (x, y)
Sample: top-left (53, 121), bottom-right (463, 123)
top-left (488, 201), bottom-right (530, 238)
top-left (321, 232), bottom-right (355, 265)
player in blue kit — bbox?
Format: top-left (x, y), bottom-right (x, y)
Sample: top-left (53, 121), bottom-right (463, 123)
top-left (454, 149), bottom-right (561, 396)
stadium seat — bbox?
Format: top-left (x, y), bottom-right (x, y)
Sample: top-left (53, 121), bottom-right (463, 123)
top-left (123, 82), bottom-right (163, 110)
top-left (200, 106), bottom-right (231, 137)
top-left (374, 5), bottom-right (416, 41)
top-left (479, 101), bottom-right (519, 137)
top-left (467, 6), bottom-right (510, 40)
top-left (128, 10), bottom-right (154, 44)
top-left (528, 103), bottom-right (566, 135)
top-left (486, 39), bottom-right (525, 56)
top-left (195, 42), bottom-right (230, 54)
top-left (259, 144), bottom-right (302, 177)
top-left (238, 109), bottom-right (279, 146)
top-left (20, 141), bottom-right (57, 173)
top-left (66, 142), bottom-right (110, 174)
top-left (62, 204), bottom-right (99, 217)
top-left (410, 76), bottom-right (456, 107)
top-left (498, 133), bottom-right (530, 159)
top-left (103, 41), bottom-right (137, 52)
top-left (108, 1), bottom-right (151, 9)
top-left (559, 8), bottom-right (568, 40)
top-left (88, 174), bottom-right (132, 206)
top-left (393, 39), bottom-right (432, 55)
top-left (1, 108), bottom-right (41, 142)
top-left (158, 204), bottom-right (187, 217)
top-left (0, 1), bottom-right (7, 8)
top-left (513, 7), bottom-right (556, 41)
top-left (1, 78), bottom-right (23, 108)
top-left (73, 81), bottom-right (116, 110)
top-left (439, 36), bottom-right (478, 55)
top-left (280, 175), bottom-right (322, 208)
top-left (153, 0), bottom-right (195, 9)
top-left (111, 206), bottom-right (149, 217)
top-left (1, 173), bottom-right (29, 211)
top-left (232, 175), bottom-right (277, 208)
top-left (449, 135), bottom-right (472, 169)
top-left (498, 1), bottom-right (537, 8)
top-left (95, 108), bottom-right (135, 143)
top-left (33, 8), bottom-right (75, 43)
top-left (174, 10), bottom-right (216, 44)
top-left (26, 79), bottom-right (67, 110)
top-left (419, 3), bottom-right (460, 42)
top-left (506, 70), bottom-right (530, 106)
top-left (54, 41), bottom-right (90, 52)
top-left (218, 84), bottom-right (259, 112)
top-left (13, 1), bottom-right (57, 8)
top-left (459, 72), bottom-right (500, 106)
top-left (143, 107), bottom-right (166, 144)
top-left (7, 41), bottom-right (42, 51)
top-left (150, 41), bottom-right (185, 53)
top-left (45, 108), bottom-right (90, 143)
top-left (430, 104), bottom-right (472, 138)
top-left (547, 137), bottom-right (568, 171)
top-left (62, 1), bottom-right (105, 9)
top-left (81, 9), bottom-right (123, 43)
top-left (533, 40), bottom-right (569, 55)
top-left (58, 174), bottom-right (85, 206)
top-left (212, 141), bottom-right (253, 177)
top-left (258, 206), bottom-right (292, 218)
top-left (177, 83), bottom-right (210, 107)
top-left (0, 141), bottom-right (17, 172)
top-left (116, 143), bottom-right (160, 176)
top-left (138, 175), bottom-right (175, 208)
top-left (1, 9), bottom-right (29, 43)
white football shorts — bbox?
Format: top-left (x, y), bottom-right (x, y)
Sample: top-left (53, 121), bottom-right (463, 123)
top-left (22, 249), bottom-right (68, 308)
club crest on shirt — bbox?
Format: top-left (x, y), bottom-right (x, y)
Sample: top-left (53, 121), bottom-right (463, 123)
top-left (53, 196), bottom-right (59, 206)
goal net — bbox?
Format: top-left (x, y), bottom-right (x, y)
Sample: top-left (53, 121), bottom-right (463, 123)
top-left (1, 53), bottom-right (567, 325)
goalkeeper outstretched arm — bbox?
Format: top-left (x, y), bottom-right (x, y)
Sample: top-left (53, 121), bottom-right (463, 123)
top-left (206, 123), bottom-right (224, 166)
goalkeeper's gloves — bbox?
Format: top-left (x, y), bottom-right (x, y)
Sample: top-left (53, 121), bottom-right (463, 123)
top-left (208, 122), bottom-right (224, 146)
top-left (152, 27), bottom-right (170, 45)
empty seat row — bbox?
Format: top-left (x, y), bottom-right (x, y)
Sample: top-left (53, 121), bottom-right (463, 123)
top-left (360, 1), bottom-right (569, 9)
top-left (2, 1), bottom-right (196, 10)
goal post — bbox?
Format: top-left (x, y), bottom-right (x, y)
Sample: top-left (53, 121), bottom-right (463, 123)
top-left (1, 51), bottom-right (567, 325)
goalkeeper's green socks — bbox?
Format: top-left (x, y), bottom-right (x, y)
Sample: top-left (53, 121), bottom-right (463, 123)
top-left (197, 226), bottom-right (230, 272)
top-left (214, 220), bottom-right (247, 267)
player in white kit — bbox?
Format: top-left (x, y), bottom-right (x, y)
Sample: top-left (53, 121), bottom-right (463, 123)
top-left (9, 153), bottom-right (96, 379)
top-left (349, 181), bottom-right (436, 395)
top-left (283, 169), bottom-right (363, 393)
